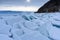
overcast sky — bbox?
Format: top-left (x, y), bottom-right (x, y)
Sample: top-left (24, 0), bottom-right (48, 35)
top-left (0, 0), bottom-right (49, 11)
top-left (0, 0), bottom-right (49, 6)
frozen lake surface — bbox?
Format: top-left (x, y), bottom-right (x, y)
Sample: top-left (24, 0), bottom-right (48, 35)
top-left (0, 11), bottom-right (60, 40)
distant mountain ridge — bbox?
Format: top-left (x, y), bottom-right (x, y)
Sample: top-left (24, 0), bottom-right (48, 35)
top-left (0, 11), bottom-right (31, 14)
top-left (0, 11), bottom-right (23, 13)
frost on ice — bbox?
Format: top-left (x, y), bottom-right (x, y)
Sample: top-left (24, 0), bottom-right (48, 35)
top-left (0, 12), bottom-right (60, 40)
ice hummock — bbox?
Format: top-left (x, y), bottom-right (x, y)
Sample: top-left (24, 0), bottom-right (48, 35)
top-left (0, 11), bottom-right (60, 40)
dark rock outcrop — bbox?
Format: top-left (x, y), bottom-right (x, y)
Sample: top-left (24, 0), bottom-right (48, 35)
top-left (35, 0), bottom-right (60, 13)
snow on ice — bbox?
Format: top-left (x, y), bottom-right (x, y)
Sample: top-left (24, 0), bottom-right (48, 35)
top-left (0, 12), bottom-right (60, 40)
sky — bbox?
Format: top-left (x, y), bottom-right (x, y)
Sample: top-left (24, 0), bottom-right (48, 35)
top-left (0, 0), bottom-right (49, 12)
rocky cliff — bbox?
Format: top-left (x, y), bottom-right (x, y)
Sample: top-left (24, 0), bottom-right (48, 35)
top-left (35, 0), bottom-right (60, 13)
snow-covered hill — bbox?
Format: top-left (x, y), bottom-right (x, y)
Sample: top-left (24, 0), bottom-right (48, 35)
top-left (0, 11), bottom-right (60, 40)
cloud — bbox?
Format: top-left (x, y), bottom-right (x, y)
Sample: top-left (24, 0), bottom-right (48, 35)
top-left (0, 0), bottom-right (49, 11)
top-left (0, 6), bottom-right (39, 12)
top-left (0, 0), bottom-right (49, 6)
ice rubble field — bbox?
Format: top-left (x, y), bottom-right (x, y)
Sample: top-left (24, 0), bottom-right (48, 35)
top-left (0, 12), bottom-right (60, 40)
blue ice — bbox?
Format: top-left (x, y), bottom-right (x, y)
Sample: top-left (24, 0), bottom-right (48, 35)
top-left (0, 12), bottom-right (60, 40)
